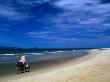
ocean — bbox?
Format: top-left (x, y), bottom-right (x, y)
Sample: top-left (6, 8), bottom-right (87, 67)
top-left (0, 49), bottom-right (88, 63)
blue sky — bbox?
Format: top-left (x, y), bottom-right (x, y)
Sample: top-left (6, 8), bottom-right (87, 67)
top-left (0, 0), bottom-right (110, 48)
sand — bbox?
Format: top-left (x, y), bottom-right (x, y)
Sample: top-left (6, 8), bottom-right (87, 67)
top-left (1, 48), bottom-right (110, 82)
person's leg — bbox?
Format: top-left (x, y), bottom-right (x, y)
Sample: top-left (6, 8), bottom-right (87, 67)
top-left (21, 63), bottom-right (25, 73)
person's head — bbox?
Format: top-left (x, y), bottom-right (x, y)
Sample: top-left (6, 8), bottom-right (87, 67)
top-left (21, 55), bottom-right (25, 60)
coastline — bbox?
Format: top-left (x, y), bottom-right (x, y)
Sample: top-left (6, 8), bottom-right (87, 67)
top-left (1, 49), bottom-right (110, 82)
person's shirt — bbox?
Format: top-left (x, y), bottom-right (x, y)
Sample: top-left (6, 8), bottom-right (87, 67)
top-left (19, 59), bottom-right (26, 64)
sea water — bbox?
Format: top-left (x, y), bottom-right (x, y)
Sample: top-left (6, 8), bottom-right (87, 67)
top-left (0, 50), bottom-right (88, 63)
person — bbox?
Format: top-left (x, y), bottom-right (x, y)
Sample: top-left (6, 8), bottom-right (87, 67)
top-left (19, 55), bottom-right (28, 67)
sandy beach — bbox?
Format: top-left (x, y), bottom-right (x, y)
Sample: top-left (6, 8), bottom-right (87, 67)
top-left (0, 48), bottom-right (110, 82)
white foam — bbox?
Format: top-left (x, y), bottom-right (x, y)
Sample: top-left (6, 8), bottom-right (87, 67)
top-left (23, 53), bottom-right (43, 56)
top-left (49, 52), bottom-right (56, 53)
top-left (73, 50), bottom-right (76, 52)
top-left (56, 51), bottom-right (64, 52)
top-left (1, 54), bottom-right (14, 56)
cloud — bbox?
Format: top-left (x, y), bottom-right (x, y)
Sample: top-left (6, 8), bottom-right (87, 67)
top-left (16, 0), bottom-right (51, 6)
top-left (0, 0), bottom-right (61, 21)
top-left (0, 0), bottom-right (33, 21)
top-left (27, 31), bottom-right (54, 35)
top-left (26, 30), bottom-right (110, 43)
top-left (55, 0), bottom-right (99, 9)
top-left (0, 5), bottom-right (30, 21)
top-left (100, 0), bottom-right (110, 4)
top-left (27, 31), bottom-right (55, 39)
top-left (15, 0), bottom-right (35, 6)
top-left (24, 0), bottom-right (110, 40)
top-left (27, 31), bottom-right (72, 40)
top-left (0, 28), bottom-right (10, 31)
top-left (41, 0), bottom-right (110, 33)
top-left (0, 0), bottom-right (110, 47)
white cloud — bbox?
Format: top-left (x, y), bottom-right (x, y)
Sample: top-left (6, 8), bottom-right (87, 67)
top-left (55, 0), bottom-right (99, 9)
top-left (0, 5), bottom-right (30, 21)
top-left (44, 0), bottom-right (110, 33)
top-left (79, 18), bottom-right (103, 24)
top-left (26, 30), bottom-right (110, 42)
top-left (28, 31), bottom-right (54, 35)
top-left (27, 31), bottom-right (55, 39)
top-left (16, 0), bottom-right (50, 6)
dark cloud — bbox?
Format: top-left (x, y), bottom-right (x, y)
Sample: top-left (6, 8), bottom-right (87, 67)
top-left (100, 0), bottom-right (110, 4)
top-left (0, 0), bottom-right (63, 21)
top-left (29, 2), bottom-right (63, 19)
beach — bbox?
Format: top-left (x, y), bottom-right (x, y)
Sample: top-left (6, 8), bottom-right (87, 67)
top-left (0, 48), bottom-right (110, 82)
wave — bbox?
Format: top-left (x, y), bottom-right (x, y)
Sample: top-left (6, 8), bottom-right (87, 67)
top-left (23, 53), bottom-right (44, 56)
top-left (0, 54), bottom-right (15, 56)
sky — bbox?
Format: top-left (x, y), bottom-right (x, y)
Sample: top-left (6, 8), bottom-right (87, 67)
top-left (0, 0), bottom-right (110, 48)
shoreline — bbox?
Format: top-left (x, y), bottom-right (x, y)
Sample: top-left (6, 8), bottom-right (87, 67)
top-left (0, 50), bottom-right (90, 77)
top-left (1, 49), bottom-right (110, 82)
top-left (0, 49), bottom-right (96, 82)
